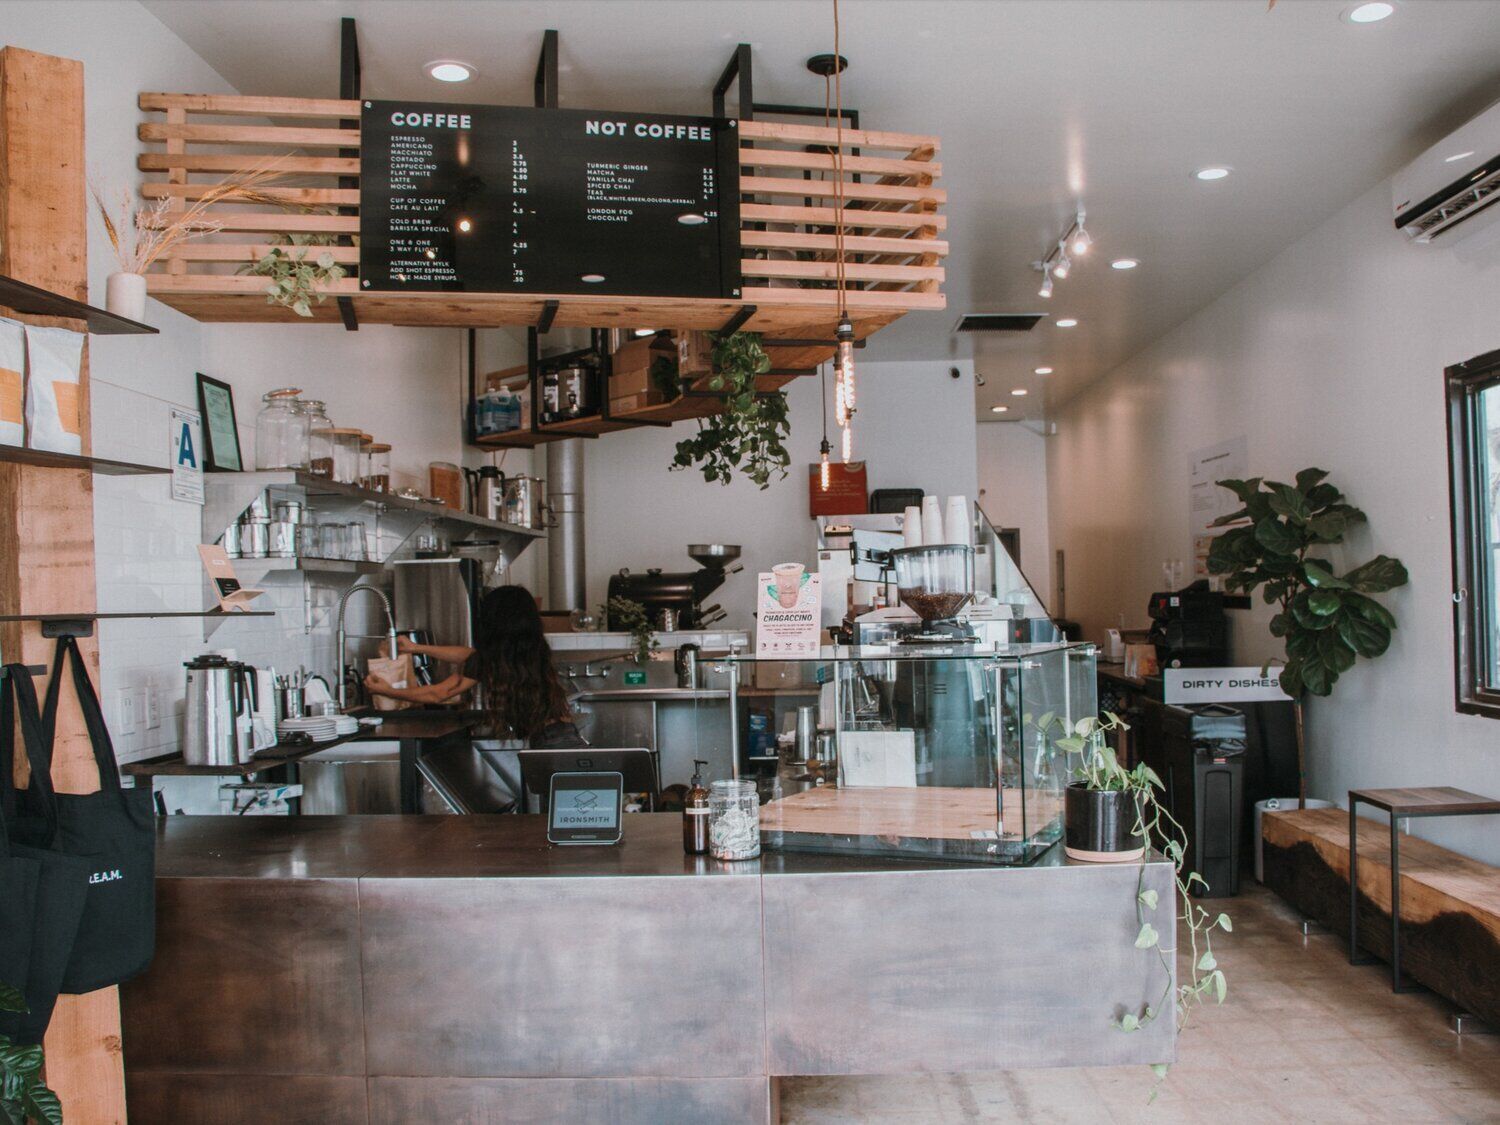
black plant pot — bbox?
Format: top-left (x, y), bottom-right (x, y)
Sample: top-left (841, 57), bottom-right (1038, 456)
top-left (1064, 784), bottom-right (1146, 863)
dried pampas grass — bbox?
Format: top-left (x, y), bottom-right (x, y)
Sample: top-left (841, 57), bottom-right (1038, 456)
top-left (91, 161), bottom-right (289, 274)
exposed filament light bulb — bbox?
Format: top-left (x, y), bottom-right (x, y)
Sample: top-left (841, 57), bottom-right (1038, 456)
top-left (820, 438), bottom-right (832, 491)
top-left (842, 422), bottom-right (853, 462)
top-left (835, 314), bottom-right (856, 414)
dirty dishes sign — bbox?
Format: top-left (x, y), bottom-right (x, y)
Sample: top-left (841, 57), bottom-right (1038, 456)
top-left (756, 563), bottom-right (821, 657)
top-left (170, 407), bottom-right (204, 505)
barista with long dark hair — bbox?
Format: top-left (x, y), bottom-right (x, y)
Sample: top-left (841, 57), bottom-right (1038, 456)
top-left (364, 585), bottom-right (585, 748)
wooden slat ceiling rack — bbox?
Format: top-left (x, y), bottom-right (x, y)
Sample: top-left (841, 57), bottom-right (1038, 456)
top-left (134, 92), bottom-right (946, 357)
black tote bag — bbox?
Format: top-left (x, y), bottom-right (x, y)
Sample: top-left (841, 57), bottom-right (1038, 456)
top-left (0, 667), bottom-right (89, 1044)
top-left (32, 636), bottom-right (157, 994)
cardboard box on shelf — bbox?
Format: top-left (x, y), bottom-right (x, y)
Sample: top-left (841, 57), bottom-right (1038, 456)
top-left (610, 335), bottom-right (674, 405)
top-left (672, 330), bottom-right (714, 379)
top-left (610, 392), bottom-right (657, 415)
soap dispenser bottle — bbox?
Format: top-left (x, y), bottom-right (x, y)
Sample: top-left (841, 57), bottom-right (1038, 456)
top-left (684, 759), bottom-right (710, 855)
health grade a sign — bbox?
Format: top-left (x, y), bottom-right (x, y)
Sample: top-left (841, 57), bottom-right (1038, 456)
top-left (1163, 667), bottom-right (1291, 706)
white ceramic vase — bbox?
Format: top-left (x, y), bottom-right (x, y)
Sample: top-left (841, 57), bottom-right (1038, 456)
top-left (105, 271), bottom-right (147, 322)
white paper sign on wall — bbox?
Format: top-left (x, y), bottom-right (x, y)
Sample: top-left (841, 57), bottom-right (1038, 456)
top-left (755, 564), bottom-right (821, 657)
top-left (170, 406), bottom-right (204, 505)
top-left (1163, 667), bottom-right (1290, 706)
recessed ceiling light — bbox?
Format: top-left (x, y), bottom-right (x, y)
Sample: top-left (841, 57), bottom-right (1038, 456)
top-left (1055, 318), bottom-right (1078, 328)
top-left (1011, 388), bottom-right (1029, 397)
top-left (1445, 150), bottom-right (1476, 163)
top-left (632, 329), bottom-right (658, 338)
top-left (1034, 366), bottom-right (1053, 375)
top-left (677, 212), bottom-right (708, 226)
top-left (1193, 166), bottom-right (1232, 182)
top-left (990, 405), bottom-right (1009, 414)
top-left (580, 273), bottom-right (606, 284)
top-left (1111, 258), bottom-right (1140, 270)
top-left (425, 60), bottom-right (476, 83)
top-left (1342, 1), bottom-right (1395, 23)
top-left (456, 218), bottom-right (472, 233)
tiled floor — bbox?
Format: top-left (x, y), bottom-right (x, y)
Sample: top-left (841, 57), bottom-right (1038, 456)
top-left (780, 882), bottom-right (1500, 1123)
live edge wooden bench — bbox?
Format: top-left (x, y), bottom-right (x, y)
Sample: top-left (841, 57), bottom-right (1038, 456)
top-left (1262, 801), bottom-right (1500, 1028)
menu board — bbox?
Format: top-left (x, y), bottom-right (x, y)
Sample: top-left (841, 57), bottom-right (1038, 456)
top-left (359, 100), bottom-right (740, 298)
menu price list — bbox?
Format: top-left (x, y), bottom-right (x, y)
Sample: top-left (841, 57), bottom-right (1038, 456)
top-left (359, 101), bottom-right (739, 298)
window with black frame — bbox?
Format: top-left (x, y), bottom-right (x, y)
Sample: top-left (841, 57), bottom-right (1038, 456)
top-left (1446, 346), bottom-right (1500, 717)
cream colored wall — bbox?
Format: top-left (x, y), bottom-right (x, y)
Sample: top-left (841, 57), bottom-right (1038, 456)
top-left (1048, 178), bottom-right (1500, 863)
top-left (976, 421), bottom-right (1052, 610)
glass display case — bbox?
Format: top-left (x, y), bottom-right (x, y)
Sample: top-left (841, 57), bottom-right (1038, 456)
top-left (728, 641), bottom-right (1097, 865)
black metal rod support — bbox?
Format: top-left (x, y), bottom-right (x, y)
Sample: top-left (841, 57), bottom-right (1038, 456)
top-left (537, 299), bottom-right (560, 333)
top-left (535, 29), bottom-right (559, 109)
top-left (718, 305), bottom-right (757, 336)
top-left (712, 43), bottom-right (754, 121)
top-left (337, 16), bottom-right (361, 331)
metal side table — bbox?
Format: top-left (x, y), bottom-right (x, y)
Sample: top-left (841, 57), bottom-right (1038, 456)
top-left (1348, 787), bottom-right (1500, 992)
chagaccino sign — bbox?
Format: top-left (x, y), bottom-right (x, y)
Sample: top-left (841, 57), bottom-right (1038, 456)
top-left (1163, 667), bottom-right (1292, 706)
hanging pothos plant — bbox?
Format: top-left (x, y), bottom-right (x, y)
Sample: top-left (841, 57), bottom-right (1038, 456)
top-left (239, 233), bottom-right (347, 318)
top-left (670, 332), bottom-right (790, 489)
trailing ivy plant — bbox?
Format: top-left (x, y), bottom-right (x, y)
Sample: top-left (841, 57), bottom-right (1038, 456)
top-left (670, 332), bottom-right (790, 489)
top-left (0, 981), bottom-right (62, 1125)
top-left (239, 233), bottom-right (347, 318)
top-left (1206, 469), bottom-right (1408, 701)
top-left (1040, 712), bottom-right (1231, 1094)
top-left (602, 596), bottom-right (657, 664)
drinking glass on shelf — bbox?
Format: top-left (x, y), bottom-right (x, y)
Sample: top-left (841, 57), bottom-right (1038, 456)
top-left (297, 523), bottom-right (318, 558)
top-left (344, 523), bottom-right (368, 561)
top-left (319, 522), bottom-right (343, 560)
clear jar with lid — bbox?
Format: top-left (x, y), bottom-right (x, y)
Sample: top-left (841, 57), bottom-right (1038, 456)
top-left (708, 778), bottom-right (761, 861)
top-left (300, 401), bottom-right (335, 477)
top-left (366, 442), bottom-right (391, 493)
top-left (358, 433), bottom-right (374, 489)
top-left (326, 428), bottom-right (364, 484)
top-left (255, 387), bottom-right (309, 470)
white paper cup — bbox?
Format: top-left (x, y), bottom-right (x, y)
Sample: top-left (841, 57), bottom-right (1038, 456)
top-left (902, 506), bottom-right (924, 548)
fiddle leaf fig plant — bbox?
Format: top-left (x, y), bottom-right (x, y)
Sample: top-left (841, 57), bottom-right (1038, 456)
top-left (670, 331), bottom-right (790, 489)
top-left (1205, 469), bottom-right (1408, 700)
top-left (239, 233), bottom-right (346, 318)
top-left (0, 981), bottom-right (63, 1125)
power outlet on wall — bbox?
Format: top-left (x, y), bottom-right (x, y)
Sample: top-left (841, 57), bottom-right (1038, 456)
top-left (116, 689), bottom-right (139, 736)
top-left (144, 681), bottom-right (161, 730)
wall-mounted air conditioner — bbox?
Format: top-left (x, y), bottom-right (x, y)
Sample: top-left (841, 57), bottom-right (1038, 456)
top-left (1392, 97), bottom-right (1500, 244)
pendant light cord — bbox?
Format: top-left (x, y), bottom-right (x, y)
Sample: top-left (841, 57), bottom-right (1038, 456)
top-left (832, 0), bottom-right (847, 311)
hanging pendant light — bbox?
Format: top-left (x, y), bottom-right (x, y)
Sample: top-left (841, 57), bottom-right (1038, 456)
top-left (828, 0), bottom-right (856, 462)
top-left (819, 362), bottom-right (832, 491)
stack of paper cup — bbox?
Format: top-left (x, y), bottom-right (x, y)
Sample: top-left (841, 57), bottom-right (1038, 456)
top-left (921, 496), bottom-right (946, 545)
top-left (902, 506), bottom-right (924, 548)
top-left (944, 496), bottom-right (971, 547)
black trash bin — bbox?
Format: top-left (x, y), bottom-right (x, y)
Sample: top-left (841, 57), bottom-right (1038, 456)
top-left (1145, 703), bottom-right (1247, 897)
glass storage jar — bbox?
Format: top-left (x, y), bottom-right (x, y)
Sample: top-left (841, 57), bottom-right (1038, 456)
top-left (301, 401), bottom-right (335, 478)
top-left (366, 442), bottom-right (391, 493)
top-left (254, 387), bottom-right (308, 470)
top-left (708, 778), bottom-right (761, 861)
top-left (327, 428), bottom-right (363, 484)
top-left (358, 434), bottom-right (374, 489)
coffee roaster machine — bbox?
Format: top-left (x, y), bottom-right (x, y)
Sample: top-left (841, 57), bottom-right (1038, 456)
top-left (605, 544), bottom-right (742, 631)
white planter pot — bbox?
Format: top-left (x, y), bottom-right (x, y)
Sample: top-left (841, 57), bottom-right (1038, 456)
top-left (105, 271), bottom-right (147, 322)
top-left (1254, 797), bottom-right (1336, 882)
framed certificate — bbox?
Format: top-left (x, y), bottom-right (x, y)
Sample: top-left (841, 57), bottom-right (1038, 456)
top-left (196, 372), bottom-right (243, 472)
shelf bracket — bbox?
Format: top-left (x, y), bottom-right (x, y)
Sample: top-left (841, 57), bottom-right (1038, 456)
top-left (537, 299), bottom-right (559, 333)
top-left (40, 618), bottom-right (94, 639)
top-left (337, 16), bottom-right (361, 332)
top-left (718, 304), bottom-right (757, 336)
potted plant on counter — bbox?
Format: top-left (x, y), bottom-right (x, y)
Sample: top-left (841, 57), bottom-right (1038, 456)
top-left (1044, 711), bottom-right (1231, 1078)
top-left (603, 596), bottom-right (656, 665)
top-left (1206, 468), bottom-right (1408, 806)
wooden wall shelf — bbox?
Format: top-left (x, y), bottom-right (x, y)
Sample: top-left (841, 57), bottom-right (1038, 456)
top-left (134, 94), bottom-right (945, 335)
top-left (0, 273), bottom-right (158, 334)
top-left (0, 445), bottom-right (169, 475)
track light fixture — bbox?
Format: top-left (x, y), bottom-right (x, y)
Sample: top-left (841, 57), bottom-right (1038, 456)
top-left (1031, 209), bottom-right (1090, 297)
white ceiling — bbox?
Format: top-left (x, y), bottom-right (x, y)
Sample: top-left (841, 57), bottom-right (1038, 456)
top-left (143, 0), bottom-right (1500, 420)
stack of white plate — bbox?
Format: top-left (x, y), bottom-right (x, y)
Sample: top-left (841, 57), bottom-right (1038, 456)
top-left (277, 716), bottom-right (340, 743)
top-left (331, 714), bottom-right (360, 737)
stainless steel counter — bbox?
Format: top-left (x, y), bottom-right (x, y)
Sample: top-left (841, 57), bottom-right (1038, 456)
top-left (123, 815), bottom-right (1176, 1125)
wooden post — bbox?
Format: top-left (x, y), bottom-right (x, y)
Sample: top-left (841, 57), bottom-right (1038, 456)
top-left (0, 45), bottom-right (128, 1125)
